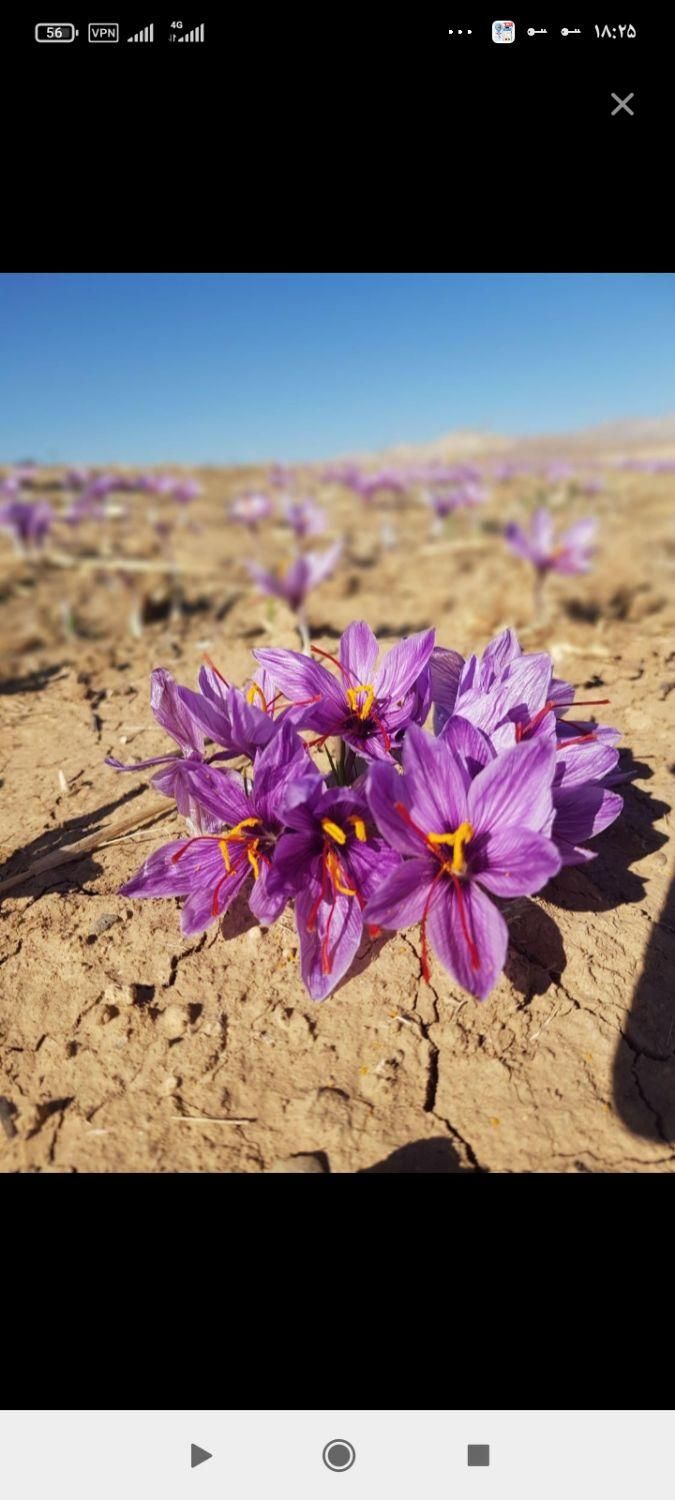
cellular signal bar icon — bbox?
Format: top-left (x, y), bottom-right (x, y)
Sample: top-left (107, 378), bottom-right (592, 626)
top-left (177, 22), bottom-right (204, 41)
top-left (127, 21), bottom-right (154, 40)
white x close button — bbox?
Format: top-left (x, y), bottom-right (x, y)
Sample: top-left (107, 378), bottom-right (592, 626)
top-left (610, 92), bottom-right (635, 115)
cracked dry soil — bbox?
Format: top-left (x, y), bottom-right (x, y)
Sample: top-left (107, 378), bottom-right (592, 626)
top-left (1, 466), bottom-right (674, 1171)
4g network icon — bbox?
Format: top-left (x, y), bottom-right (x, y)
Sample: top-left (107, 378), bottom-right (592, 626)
top-left (492, 20), bottom-right (515, 42)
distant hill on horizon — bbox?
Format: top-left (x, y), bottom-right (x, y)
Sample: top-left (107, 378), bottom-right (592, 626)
top-left (326, 412), bottom-right (675, 468)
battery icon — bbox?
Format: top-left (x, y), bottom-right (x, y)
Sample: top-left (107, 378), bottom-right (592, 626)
top-left (35, 21), bottom-right (78, 40)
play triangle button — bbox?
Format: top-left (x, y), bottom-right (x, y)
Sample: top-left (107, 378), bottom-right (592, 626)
top-left (191, 1445), bottom-right (212, 1469)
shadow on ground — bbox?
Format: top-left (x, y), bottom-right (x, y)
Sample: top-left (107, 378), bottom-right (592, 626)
top-left (0, 784), bottom-right (150, 900)
top-left (359, 1137), bottom-right (470, 1172)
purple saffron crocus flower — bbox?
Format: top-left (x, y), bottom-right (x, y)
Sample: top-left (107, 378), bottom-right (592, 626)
top-left (424, 483), bottom-right (487, 521)
top-left (230, 493), bottom-right (274, 530)
top-left (551, 737), bottom-right (624, 866)
top-left (247, 541), bottom-right (342, 613)
top-left (172, 478), bottom-right (202, 504)
top-left (545, 461), bottom-right (574, 484)
top-left (0, 498), bottom-right (54, 552)
top-left (352, 468), bottom-right (408, 503)
top-left (105, 667), bottom-right (209, 820)
top-left (175, 659), bottom-right (281, 762)
top-left (119, 723), bottom-right (310, 936)
top-left (265, 767), bottom-right (401, 1000)
top-left (430, 629), bottom-right (624, 865)
top-left (282, 497), bottom-right (327, 540)
top-left (255, 619), bottom-right (435, 762)
top-left (64, 467), bottom-right (91, 490)
top-left (322, 462), bottom-right (362, 488)
top-left (364, 724), bottom-right (562, 1000)
top-left (505, 508), bottom-right (596, 576)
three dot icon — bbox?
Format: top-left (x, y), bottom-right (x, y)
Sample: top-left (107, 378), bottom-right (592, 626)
top-left (448, 28), bottom-right (472, 33)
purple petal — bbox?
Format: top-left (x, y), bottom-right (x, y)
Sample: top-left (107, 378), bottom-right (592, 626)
top-left (561, 517), bottom-right (596, 549)
top-left (119, 838), bottom-right (210, 898)
top-left (468, 737), bottom-right (556, 835)
top-left (175, 684), bottom-right (238, 754)
top-left (294, 885), bottom-right (363, 1000)
top-left (150, 667), bottom-right (204, 754)
top-left (363, 856), bottom-right (434, 929)
top-left (481, 627), bottom-right (522, 676)
top-left (376, 628), bottom-right (435, 702)
top-left (531, 507), bottom-right (554, 554)
top-left (429, 645), bottom-right (464, 733)
top-left (226, 688), bottom-right (278, 758)
top-left (504, 522), bottom-right (535, 563)
top-left (437, 714), bottom-right (495, 777)
top-left (248, 860), bottom-right (290, 925)
top-left (338, 619), bottom-right (379, 685)
top-left (180, 859), bottom-right (250, 935)
top-left (252, 647), bottom-right (343, 713)
top-left (472, 828), bottom-right (562, 896)
top-left (552, 785), bottom-right (624, 846)
top-left (249, 720), bottom-right (307, 824)
top-left (554, 739), bottom-right (619, 787)
top-left (151, 758), bottom-right (218, 826)
top-left (265, 829), bottom-right (320, 896)
top-left (174, 762), bottom-right (250, 827)
top-left (346, 837), bottom-right (402, 902)
top-left (366, 763), bottom-right (426, 855)
top-left (427, 880), bottom-right (508, 1001)
top-left (402, 722), bottom-right (469, 830)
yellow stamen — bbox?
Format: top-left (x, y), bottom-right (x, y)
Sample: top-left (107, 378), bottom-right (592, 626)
top-left (246, 682), bottom-right (268, 710)
top-left (227, 817), bottom-right (261, 838)
top-left (347, 814), bottom-right (367, 842)
top-left (427, 820), bottom-right (474, 874)
top-left (321, 818), bottom-right (347, 845)
top-left (345, 683), bottom-right (375, 719)
top-left (247, 842), bottom-right (260, 880)
top-left (219, 817), bottom-right (262, 871)
top-left (326, 849), bottom-right (357, 896)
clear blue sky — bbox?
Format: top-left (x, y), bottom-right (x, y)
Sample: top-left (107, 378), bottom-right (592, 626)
top-left (1, 273), bottom-right (674, 464)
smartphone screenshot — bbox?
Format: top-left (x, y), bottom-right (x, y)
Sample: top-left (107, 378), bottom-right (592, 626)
top-left (0, 10), bottom-right (671, 1187)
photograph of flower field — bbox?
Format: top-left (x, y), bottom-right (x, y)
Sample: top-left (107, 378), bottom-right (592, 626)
top-left (1, 272), bottom-right (673, 1172)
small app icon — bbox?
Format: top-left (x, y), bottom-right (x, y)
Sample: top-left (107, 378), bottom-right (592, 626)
top-left (492, 19), bottom-right (515, 42)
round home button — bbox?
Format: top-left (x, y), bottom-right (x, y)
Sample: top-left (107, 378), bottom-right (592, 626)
top-left (322, 1441), bottom-right (356, 1472)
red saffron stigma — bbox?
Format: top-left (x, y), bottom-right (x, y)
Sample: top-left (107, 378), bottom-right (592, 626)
top-left (553, 698), bottom-right (610, 709)
top-left (171, 835), bottom-right (219, 863)
top-left (371, 705), bottom-right (392, 751)
top-left (201, 654), bottom-right (230, 687)
top-left (394, 801), bottom-right (427, 842)
top-left (211, 870), bottom-right (231, 916)
top-left (516, 697), bottom-right (611, 742)
top-left (311, 644), bottom-right (357, 683)
top-left (419, 868), bottom-right (444, 983)
top-left (321, 887), bottom-right (339, 974)
top-left (451, 874), bottom-right (480, 971)
top-left (556, 733), bottom-right (597, 749)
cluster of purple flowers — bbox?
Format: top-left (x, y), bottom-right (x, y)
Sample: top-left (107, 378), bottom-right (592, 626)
top-left (0, 497), bottom-right (54, 552)
top-left (112, 622), bottom-right (625, 1004)
top-left (424, 482), bottom-right (487, 521)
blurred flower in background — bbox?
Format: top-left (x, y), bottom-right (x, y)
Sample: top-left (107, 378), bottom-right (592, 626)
top-left (0, 497), bottom-right (54, 553)
top-left (230, 492), bottom-right (274, 530)
top-left (282, 496), bottom-right (327, 540)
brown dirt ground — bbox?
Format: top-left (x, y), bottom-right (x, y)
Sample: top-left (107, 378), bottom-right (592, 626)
top-left (1, 465), bottom-right (674, 1172)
